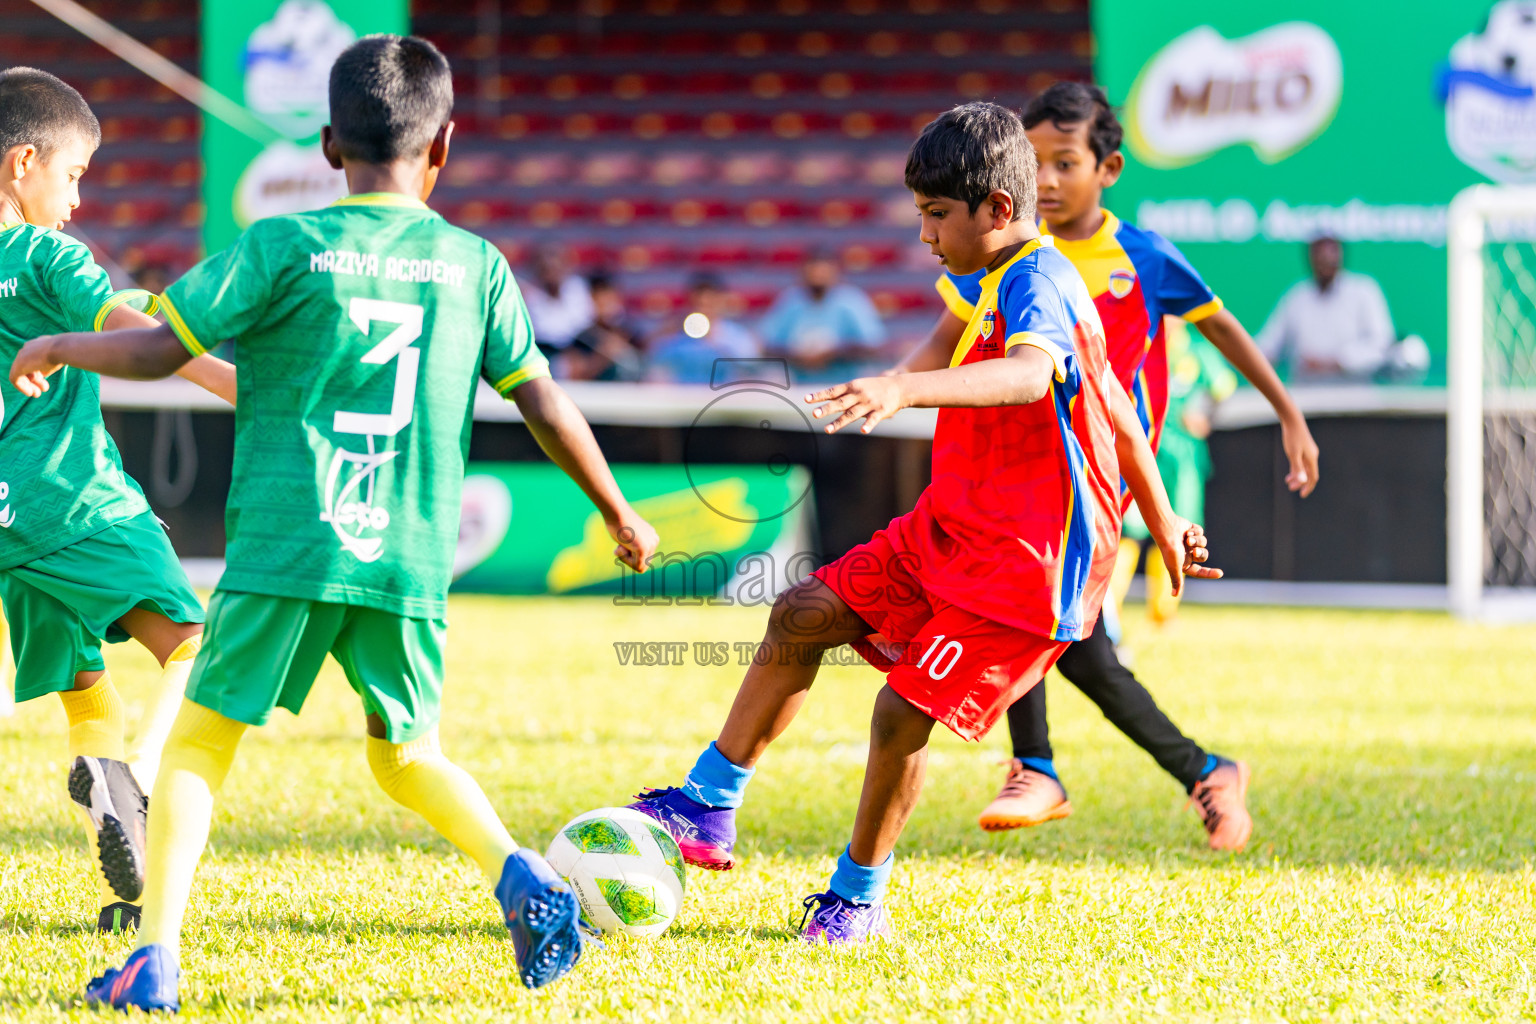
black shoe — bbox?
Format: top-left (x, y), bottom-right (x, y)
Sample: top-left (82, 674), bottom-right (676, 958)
top-left (68, 756), bottom-right (148, 902)
top-left (96, 901), bottom-right (141, 933)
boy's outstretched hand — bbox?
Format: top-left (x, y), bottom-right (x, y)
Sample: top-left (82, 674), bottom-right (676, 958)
top-left (805, 377), bottom-right (906, 435)
top-left (10, 336), bottom-right (63, 397)
top-left (608, 508), bottom-right (660, 573)
top-left (1154, 520), bottom-right (1223, 598)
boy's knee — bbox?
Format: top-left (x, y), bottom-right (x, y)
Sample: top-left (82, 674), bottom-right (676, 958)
top-left (766, 579), bottom-right (844, 648)
top-left (870, 685), bottom-right (933, 747)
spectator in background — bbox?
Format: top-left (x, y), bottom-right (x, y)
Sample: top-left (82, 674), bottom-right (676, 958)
top-left (1258, 236), bottom-right (1396, 381)
top-left (521, 245), bottom-right (595, 361)
top-left (758, 249), bottom-right (886, 382)
top-left (565, 273), bottom-right (644, 381)
top-left (645, 272), bottom-right (758, 384)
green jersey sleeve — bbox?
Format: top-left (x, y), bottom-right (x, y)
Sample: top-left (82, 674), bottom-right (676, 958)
top-left (40, 234), bottom-right (158, 332)
top-left (481, 253), bottom-right (549, 395)
top-left (160, 224), bottom-right (275, 356)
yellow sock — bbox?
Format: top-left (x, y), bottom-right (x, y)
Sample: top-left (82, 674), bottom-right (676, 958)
top-left (1146, 543), bottom-right (1182, 625)
top-left (127, 635), bottom-right (201, 795)
top-left (136, 700), bottom-right (246, 955)
top-left (367, 730), bottom-right (517, 882)
top-left (59, 676), bottom-right (126, 761)
top-left (1110, 537), bottom-right (1141, 616)
top-left (59, 677), bottom-right (129, 909)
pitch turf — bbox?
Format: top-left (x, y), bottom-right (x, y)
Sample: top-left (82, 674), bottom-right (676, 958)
top-left (2, 597), bottom-right (1533, 1022)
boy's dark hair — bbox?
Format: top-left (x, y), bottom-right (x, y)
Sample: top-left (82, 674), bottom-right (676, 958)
top-left (1022, 82), bottom-right (1123, 165)
top-left (328, 35), bottom-right (453, 164)
top-left (0, 68), bottom-right (100, 162)
top-left (905, 102), bottom-right (1036, 222)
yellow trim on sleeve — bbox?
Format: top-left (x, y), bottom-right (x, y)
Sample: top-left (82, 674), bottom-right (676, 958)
top-left (157, 293), bottom-right (208, 357)
top-left (493, 363), bottom-right (551, 395)
top-left (948, 238), bottom-right (1044, 368)
top-left (92, 289), bottom-right (161, 332)
top-left (1180, 296), bottom-right (1223, 323)
top-left (1004, 331), bottom-right (1069, 383)
top-left (934, 274), bottom-right (976, 321)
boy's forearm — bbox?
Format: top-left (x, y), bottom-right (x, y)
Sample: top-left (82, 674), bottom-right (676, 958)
top-left (1109, 379), bottom-right (1177, 539)
top-left (174, 355), bottom-right (237, 406)
top-left (41, 325), bottom-right (193, 380)
top-left (896, 344), bottom-right (1054, 409)
top-left (511, 376), bottom-right (632, 520)
top-left (1197, 310), bottom-right (1302, 422)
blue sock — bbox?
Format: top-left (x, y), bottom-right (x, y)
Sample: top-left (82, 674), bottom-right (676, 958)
top-left (1019, 756), bottom-right (1058, 780)
top-left (828, 846), bottom-right (894, 905)
top-left (1198, 753), bottom-right (1219, 780)
top-left (681, 742), bottom-right (755, 809)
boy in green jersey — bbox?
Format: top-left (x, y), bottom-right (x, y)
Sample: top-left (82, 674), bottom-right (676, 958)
top-left (12, 37), bottom-right (659, 1008)
top-left (0, 67), bottom-right (235, 934)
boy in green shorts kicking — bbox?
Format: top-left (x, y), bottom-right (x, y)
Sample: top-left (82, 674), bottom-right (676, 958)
top-left (12, 36), bottom-right (659, 1009)
top-left (0, 67), bottom-right (235, 934)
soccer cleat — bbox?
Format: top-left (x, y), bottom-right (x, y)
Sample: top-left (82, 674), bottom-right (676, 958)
top-left (977, 760), bottom-right (1072, 832)
top-left (96, 902), bottom-right (141, 934)
top-left (1188, 757), bottom-right (1253, 852)
top-left (84, 943), bottom-right (180, 1013)
top-left (798, 891), bottom-right (891, 945)
top-left (628, 786), bottom-right (737, 870)
top-left (69, 756), bottom-right (148, 902)
top-left (494, 849), bottom-right (584, 990)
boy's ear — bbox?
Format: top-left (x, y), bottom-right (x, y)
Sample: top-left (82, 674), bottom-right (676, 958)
top-left (3, 143), bottom-right (39, 182)
top-left (319, 126), bottom-right (343, 170)
top-left (428, 121), bottom-right (454, 170)
top-left (1099, 151), bottom-right (1125, 189)
top-left (987, 189), bottom-right (1015, 230)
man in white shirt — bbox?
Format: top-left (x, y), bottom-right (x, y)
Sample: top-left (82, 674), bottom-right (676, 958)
top-left (1258, 236), bottom-right (1396, 381)
top-left (520, 246), bottom-right (595, 361)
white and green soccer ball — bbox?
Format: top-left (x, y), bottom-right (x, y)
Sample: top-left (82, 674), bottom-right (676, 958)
top-left (545, 807), bottom-right (686, 938)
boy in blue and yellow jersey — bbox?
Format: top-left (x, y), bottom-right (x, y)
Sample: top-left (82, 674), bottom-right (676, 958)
top-left (903, 83), bottom-right (1320, 851)
top-left (13, 37), bottom-right (659, 1010)
top-left (0, 67), bottom-right (234, 933)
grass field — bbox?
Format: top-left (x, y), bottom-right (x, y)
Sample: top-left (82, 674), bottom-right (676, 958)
top-left (2, 597), bottom-right (1534, 1022)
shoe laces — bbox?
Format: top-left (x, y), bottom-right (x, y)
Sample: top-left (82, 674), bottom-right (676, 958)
top-left (632, 785), bottom-right (677, 802)
top-left (1187, 779), bottom-right (1224, 834)
top-left (798, 890), bottom-right (849, 934)
top-left (996, 760), bottom-right (1049, 800)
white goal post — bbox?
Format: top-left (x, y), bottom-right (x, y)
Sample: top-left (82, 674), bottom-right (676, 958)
top-left (1447, 184), bottom-right (1536, 620)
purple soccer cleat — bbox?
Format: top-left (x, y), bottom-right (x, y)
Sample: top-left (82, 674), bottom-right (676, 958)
top-left (798, 891), bottom-right (892, 945)
top-left (628, 786), bottom-right (738, 871)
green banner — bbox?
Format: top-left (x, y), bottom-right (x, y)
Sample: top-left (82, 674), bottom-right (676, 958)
top-left (201, 0), bottom-right (407, 254)
top-left (1095, 1), bottom-right (1524, 382)
top-left (452, 464), bottom-right (816, 598)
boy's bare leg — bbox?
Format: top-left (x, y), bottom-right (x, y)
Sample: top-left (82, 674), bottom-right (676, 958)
top-left (632, 578), bottom-right (871, 870)
top-left (848, 685), bottom-right (936, 867)
top-left (116, 608), bottom-right (204, 794)
top-left (714, 578), bottom-right (872, 767)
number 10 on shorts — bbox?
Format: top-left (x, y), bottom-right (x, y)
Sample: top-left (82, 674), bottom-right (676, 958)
top-left (916, 635), bottom-right (963, 680)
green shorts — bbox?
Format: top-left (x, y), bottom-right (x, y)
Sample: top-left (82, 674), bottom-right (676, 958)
top-left (187, 591), bottom-right (446, 743)
top-left (0, 511), bottom-right (205, 702)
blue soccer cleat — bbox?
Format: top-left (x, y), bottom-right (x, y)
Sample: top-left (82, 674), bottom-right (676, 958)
top-left (84, 943), bottom-right (180, 1013)
top-left (798, 890), bottom-right (892, 945)
top-left (494, 849), bottom-right (584, 989)
top-left (629, 786), bottom-right (738, 870)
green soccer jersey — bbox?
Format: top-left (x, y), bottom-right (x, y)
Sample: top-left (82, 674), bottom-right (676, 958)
top-left (0, 222), bottom-right (157, 569)
top-left (160, 193), bottom-right (549, 617)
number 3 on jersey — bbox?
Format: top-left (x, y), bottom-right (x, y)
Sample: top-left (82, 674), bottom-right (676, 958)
top-left (334, 298), bottom-right (423, 437)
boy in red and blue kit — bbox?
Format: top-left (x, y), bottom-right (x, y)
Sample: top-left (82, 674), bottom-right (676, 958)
top-left (629, 102), bottom-right (1220, 942)
top-left (909, 84), bottom-right (1320, 849)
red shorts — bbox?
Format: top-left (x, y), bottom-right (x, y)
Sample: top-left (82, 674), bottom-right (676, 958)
top-left (811, 525), bottom-right (1069, 741)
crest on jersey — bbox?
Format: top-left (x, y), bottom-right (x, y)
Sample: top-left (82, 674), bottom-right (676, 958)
top-left (1108, 269), bottom-right (1136, 299)
top-left (320, 447), bottom-right (397, 562)
top-left (979, 305), bottom-right (996, 340)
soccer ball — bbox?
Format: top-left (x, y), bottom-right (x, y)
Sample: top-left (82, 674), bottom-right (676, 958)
top-left (544, 807), bottom-right (686, 938)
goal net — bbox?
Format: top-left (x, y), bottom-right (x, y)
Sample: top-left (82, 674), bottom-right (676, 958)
top-left (1448, 185), bottom-right (1536, 620)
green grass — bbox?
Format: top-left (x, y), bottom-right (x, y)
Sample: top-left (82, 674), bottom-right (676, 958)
top-left (3, 598), bottom-right (1534, 1022)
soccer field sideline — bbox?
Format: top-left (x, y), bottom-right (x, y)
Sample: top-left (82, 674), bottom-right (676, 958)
top-left (2, 597), bottom-right (1533, 1022)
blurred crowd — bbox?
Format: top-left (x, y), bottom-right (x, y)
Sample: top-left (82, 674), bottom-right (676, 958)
top-left (519, 246), bottom-right (891, 386)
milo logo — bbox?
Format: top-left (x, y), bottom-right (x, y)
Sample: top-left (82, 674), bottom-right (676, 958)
top-left (1126, 22), bottom-right (1343, 168)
